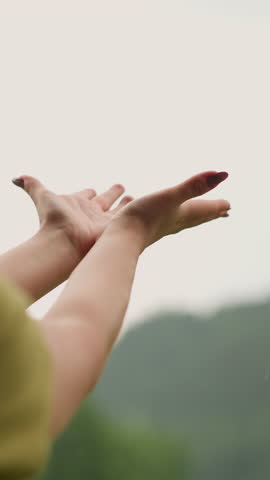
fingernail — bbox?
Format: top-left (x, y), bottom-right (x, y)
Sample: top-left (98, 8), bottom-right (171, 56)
top-left (12, 177), bottom-right (25, 189)
top-left (207, 172), bottom-right (229, 188)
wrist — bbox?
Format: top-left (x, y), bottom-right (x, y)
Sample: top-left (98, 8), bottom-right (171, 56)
top-left (39, 223), bottom-right (83, 268)
top-left (0, 223), bottom-right (84, 308)
top-left (40, 215), bottom-right (96, 263)
top-left (108, 216), bottom-right (147, 254)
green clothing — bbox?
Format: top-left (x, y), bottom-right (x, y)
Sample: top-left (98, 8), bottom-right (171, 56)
top-left (0, 275), bottom-right (52, 479)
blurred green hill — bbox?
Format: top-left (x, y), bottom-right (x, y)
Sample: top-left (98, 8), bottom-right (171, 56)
top-left (92, 299), bottom-right (270, 480)
top-left (36, 400), bottom-right (188, 480)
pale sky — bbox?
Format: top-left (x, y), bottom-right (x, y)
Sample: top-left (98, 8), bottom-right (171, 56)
top-left (0, 1), bottom-right (269, 332)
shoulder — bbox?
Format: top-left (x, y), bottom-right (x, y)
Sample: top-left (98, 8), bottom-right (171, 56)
top-left (0, 275), bottom-right (52, 478)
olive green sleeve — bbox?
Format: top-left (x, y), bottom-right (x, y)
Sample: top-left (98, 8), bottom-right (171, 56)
top-left (0, 275), bottom-right (52, 479)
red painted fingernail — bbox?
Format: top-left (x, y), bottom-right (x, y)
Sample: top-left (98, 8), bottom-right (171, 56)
top-left (206, 172), bottom-right (229, 188)
top-left (12, 177), bottom-right (25, 189)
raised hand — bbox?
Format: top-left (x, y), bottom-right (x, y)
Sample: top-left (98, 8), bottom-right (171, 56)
top-left (12, 176), bottom-right (134, 259)
top-left (37, 170), bottom-right (229, 435)
top-left (114, 171), bottom-right (230, 249)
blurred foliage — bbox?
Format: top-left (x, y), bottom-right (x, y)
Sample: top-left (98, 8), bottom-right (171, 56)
top-left (93, 299), bottom-right (270, 479)
top-left (33, 399), bottom-right (189, 480)
top-left (31, 298), bottom-right (270, 479)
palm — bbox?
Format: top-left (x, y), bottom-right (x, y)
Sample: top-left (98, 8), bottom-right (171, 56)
top-left (13, 176), bottom-right (133, 258)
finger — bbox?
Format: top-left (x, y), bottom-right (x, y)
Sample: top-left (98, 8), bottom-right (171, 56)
top-left (74, 188), bottom-right (97, 200)
top-left (170, 171), bottom-right (229, 205)
top-left (219, 211), bottom-right (230, 218)
top-left (98, 184), bottom-right (125, 210)
top-left (180, 198), bottom-right (231, 228)
top-left (112, 195), bottom-right (134, 213)
top-left (12, 175), bottom-right (47, 205)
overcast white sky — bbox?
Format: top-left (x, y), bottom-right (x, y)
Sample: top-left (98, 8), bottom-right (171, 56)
top-left (0, 1), bottom-right (270, 331)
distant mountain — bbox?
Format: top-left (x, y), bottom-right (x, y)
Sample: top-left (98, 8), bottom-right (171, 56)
top-left (92, 299), bottom-right (270, 480)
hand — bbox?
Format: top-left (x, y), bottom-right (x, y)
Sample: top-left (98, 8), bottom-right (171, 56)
top-left (12, 176), bottom-right (134, 258)
top-left (113, 170), bottom-right (231, 250)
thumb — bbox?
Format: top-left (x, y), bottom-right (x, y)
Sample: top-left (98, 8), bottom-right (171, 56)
top-left (12, 175), bottom-right (47, 205)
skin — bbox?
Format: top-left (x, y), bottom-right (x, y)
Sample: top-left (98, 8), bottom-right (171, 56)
top-left (13, 170), bottom-right (229, 256)
top-left (19, 177), bottom-right (133, 256)
top-left (37, 170), bottom-right (230, 436)
top-left (3, 171), bottom-right (229, 307)
top-left (0, 172), bottom-right (231, 480)
top-left (113, 170), bottom-right (231, 248)
top-left (0, 176), bottom-right (134, 306)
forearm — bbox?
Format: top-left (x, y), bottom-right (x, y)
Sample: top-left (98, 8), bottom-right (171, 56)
top-left (40, 220), bottom-right (145, 436)
top-left (0, 226), bottom-right (81, 308)
top-left (43, 219), bottom-right (144, 351)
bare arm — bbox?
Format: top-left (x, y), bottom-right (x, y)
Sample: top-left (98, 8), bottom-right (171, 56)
top-left (40, 170), bottom-right (230, 438)
top-left (0, 176), bottom-right (132, 307)
top-left (0, 226), bottom-right (81, 307)
top-left (41, 220), bottom-right (144, 436)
